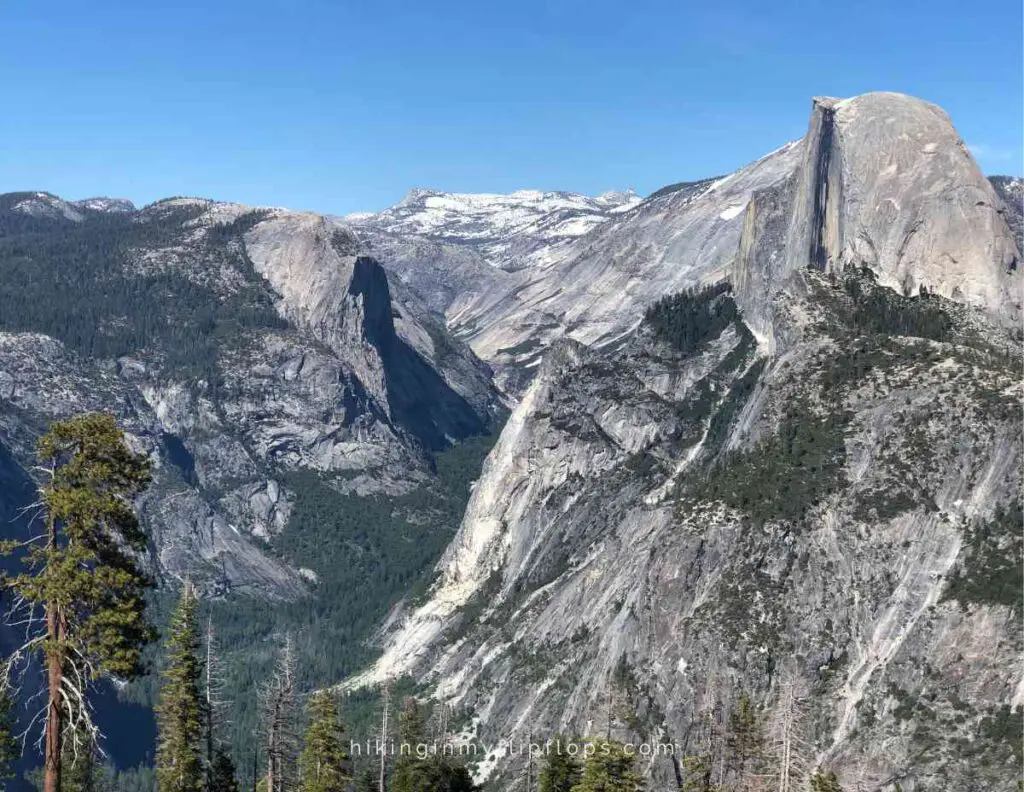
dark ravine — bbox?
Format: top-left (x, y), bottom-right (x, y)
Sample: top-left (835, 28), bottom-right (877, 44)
top-left (809, 99), bottom-right (838, 271)
top-left (348, 255), bottom-right (492, 450)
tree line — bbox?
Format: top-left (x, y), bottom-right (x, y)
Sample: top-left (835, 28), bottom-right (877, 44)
top-left (531, 691), bottom-right (843, 792)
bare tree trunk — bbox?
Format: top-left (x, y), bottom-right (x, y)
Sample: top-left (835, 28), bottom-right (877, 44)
top-left (378, 680), bottom-right (390, 792)
top-left (43, 514), bottom-right (61, 792)
top-left (267, 696), bottom-right (279, 792)
top-left (206, 616), bottom-right (214, 775)
top-left (261, 637), bottom-right (296, 792)
top-left (767, 676), bottom-right (811, 792)
top-left (525, 729), bottom-right (534, 792)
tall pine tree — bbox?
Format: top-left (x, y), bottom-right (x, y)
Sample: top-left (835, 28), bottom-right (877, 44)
top-left (298, 692), bottom-right (350, 792)
top-left (538, 735), bottom-right (581, 792)
top-left (725, 694), bottom-right (764, 790)
top-left (570, 739), bottom-right (642, 792)
top-left (208, 748), bottom-right (240, 792)
top-left (156, 583), bottom-right (206, 792)
top-left (390, 698), bottom-right (427, 792)
top-left (0, 413), bottom-right (153, 792)
top-left (0, 689), bottom-right (17, 791)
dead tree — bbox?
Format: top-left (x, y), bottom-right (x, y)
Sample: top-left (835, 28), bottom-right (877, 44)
top-left (204, 615), bottom-right (232, 776)
top-left (766, 678), bottom-right (812, 792)
top-left (260, 636), bottom-right (298, 792)
top-left (378, 678), bottom-right (391, 792)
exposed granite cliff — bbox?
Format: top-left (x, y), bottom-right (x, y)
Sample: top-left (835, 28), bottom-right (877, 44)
top-left (354, 94), bottom-right (1023, 791)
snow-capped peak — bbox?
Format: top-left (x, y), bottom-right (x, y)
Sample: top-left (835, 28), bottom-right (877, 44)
top-left (347, 186), bottom-right (643, 271)
top-left (10, 192), bottom-right (85, 223)
top-left (73, 197), bottom-right (137, 213)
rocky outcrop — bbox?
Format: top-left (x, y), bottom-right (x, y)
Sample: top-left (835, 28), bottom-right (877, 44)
top-left (0, 333), bottom-right (307, 599)
top-left (244, 214), bottom-right (503, 450)
top-left (342, 94), bottom-right (1020, 399)
top-left (353, 94), bottom-right (1023, 790)
top-left (788, 94), bottom-right (1020, 316)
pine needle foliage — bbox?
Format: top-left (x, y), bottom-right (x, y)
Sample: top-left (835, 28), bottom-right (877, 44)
top-left (298, 692), bottom-right (350, 792)
top-left (0, 413), bottom-right (153, 792)
top-left (156, 584), bottom-right (206, 792)
top-left (569, 739), bottom-right (642, 792)
top-left (207, 749), bottom-right (240, 792)
top-left (538, 736), bottom-right (582, 792)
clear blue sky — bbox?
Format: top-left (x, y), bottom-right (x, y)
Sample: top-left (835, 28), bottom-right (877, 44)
top-left (1, 0), bottom-right (1021, 214)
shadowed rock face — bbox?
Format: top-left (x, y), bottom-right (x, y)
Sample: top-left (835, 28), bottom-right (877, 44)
top-left (808, 100), bottom-right (838, 271)
top-left (791, 94), bottom-right (1020, 316)
top-left (243, 215), bottom-right (501, 451)
top-left (0, 90), bottom-right (1018, 790)
top-left (347, 255), bottom-right (489, 450)
top-left (989, 174), bottom-right (1024, 254)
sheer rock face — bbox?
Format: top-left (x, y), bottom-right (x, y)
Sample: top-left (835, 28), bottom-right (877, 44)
top-left (359, 281), bottom-right (1022, 791)
top-left (354, 94), bottom-right (1022, 790)
top-left (406, 145), bottom-right (802, 387)
top-left (0, 333), bottom-right (306, 599)
top-left (244, 216), bottom-right (502, 450)
top-left (1, 90), bottom-right (1019, 788)
top-left (989, 175), bottom-right (1024, 254)
top-left (0, 200), bottom-right (503, 597)
top-left (788, 93), bottom-right (1020, 313)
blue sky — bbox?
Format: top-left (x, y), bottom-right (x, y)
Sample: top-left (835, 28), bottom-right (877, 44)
top-left (1, 0), bottom-right (1021, 214)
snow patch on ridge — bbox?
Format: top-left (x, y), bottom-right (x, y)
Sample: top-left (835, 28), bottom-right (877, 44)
top-left (719, 203), bottom-right (747, 221)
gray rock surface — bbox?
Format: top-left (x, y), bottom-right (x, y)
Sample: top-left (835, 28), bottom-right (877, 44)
top-left (0, 333), bottom-right (305, 599)
top-left (353, 93), bottom-right (1023, 791)
top-left (1, 89), bottom-right (1018, 791)
top-left (344, 94), bottom-right (1020, 399)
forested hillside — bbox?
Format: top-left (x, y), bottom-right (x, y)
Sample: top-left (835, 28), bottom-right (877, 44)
top-left (0, 194), bottom-right (506, 790)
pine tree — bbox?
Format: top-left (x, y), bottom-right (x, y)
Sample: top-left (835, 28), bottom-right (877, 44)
top-left (569, 739), bottom-right (642, 792)
top-left (679, 756), bottom-right (717, 792)
top-left (353, 768), bottom-right (377, 792)
top-left (390, 698), bottom-right (427, 792)
top-left (0, 689), bottom-right (16, 791)
top-left (0, 413), bottom-right (154, 792)
top-left (725, 694), bottom-right (764, 789)
top-left (208, 748), bottom-right (240, 792)
top-left (538, 735), bottom-right (582, 792)
top-left (298, 692), bottom-right (350, 792)
top-left (418, 758), bottom-right (475, 792)
top-left (808, 770), bottom-right (843, 792)
top-left (156, 583), bottom-right (206, 792)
